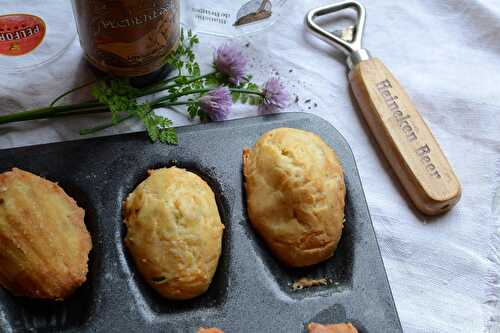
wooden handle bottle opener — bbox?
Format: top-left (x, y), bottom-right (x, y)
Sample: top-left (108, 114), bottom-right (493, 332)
top-left (306, 1), bottom-right (461, 215)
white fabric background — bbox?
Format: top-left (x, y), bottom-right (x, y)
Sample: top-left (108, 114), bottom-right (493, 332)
top-left (1, 1), bottom-right (499, 332)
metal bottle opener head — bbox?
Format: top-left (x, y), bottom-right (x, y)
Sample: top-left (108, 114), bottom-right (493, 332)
top-left (306, 1), bottom-right (372, 69)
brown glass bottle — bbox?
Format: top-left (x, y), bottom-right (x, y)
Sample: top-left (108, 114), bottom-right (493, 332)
top-left (72, 0), bottom-right (179, 84)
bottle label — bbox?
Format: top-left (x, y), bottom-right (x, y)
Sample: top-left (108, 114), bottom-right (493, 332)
top-left (0, 14), bottom-right (46, 56)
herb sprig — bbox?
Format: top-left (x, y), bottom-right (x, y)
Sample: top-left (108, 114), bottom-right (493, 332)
top-left (0, 30), bottom-right (290, 144)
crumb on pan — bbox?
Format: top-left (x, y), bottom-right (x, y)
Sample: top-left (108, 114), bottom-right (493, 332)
top-left (290, 277), bottom-right (333, 290)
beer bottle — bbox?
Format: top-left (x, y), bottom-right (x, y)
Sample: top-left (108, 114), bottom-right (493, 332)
top-left (71, 0), bottom-right (180, 86)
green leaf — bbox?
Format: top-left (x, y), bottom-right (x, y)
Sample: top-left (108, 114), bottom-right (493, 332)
top-left (246, 82), bottom-right (260, 91)
top-left (249, 96), bottom-right (263, 105)
top-left (91, 79), bottom-right (138, 123)
top-left (205, 75), bottom-right (219, 87)
top-left (192, 63), bottom-right (201, 77)
top-left (198, 110), bottom-right (209, 122)
top-left (240, 94), bottom-right (249, 104)
top-left (159, 127), bottom-right (178, 144)
top-left (187, 102), bottom-right (200, 119)
top-left (231, 92), bottom-right (240, 102)
top-left (175, 76), bottom-right (187, 84)
top-left (89, 78), bottom-right (178, 144)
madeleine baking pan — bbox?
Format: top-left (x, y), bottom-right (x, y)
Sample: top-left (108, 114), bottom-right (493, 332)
top-left (0, 112), bottom-right (402, 333)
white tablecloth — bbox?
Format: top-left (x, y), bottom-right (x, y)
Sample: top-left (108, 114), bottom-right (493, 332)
top-left (1, 1), bottom-right (499, 332)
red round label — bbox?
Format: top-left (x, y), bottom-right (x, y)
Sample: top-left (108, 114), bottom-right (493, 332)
top-left (0, 14), bottom-right (46, 56)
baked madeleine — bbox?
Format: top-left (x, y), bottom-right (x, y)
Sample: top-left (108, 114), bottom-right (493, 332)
top-left (0, 168), bottom-right (92, 300)
top-left (123, 167), bottom-right (224, 300)
top-left (243, 128), bottom-right (345, 267)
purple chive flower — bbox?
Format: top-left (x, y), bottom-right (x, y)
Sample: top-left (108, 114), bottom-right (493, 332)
top-left (199, 87), bottom-right (232, 121)
top-left (259, 78), bottom-right (290, 113)
top-left (214, 43), bottom-right (248, 85)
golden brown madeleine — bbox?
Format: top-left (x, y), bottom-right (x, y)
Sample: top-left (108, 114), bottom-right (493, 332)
top-left (243, 128), bottom-right (346, 267)
top-left (0, 168), bottom-right (92, 300)
top-left (123, 167), bottom-right (224, 300)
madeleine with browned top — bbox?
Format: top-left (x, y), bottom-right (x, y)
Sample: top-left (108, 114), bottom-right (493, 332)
top-left (243, 128), bottom-right (346, 267)
top-left (0, 168), bottom-right (92, 300)
top-left (123, 167), bottom-right (224, 300)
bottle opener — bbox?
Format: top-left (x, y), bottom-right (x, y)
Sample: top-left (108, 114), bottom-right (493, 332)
top-left (306, 1), bottom-right (461, 215)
